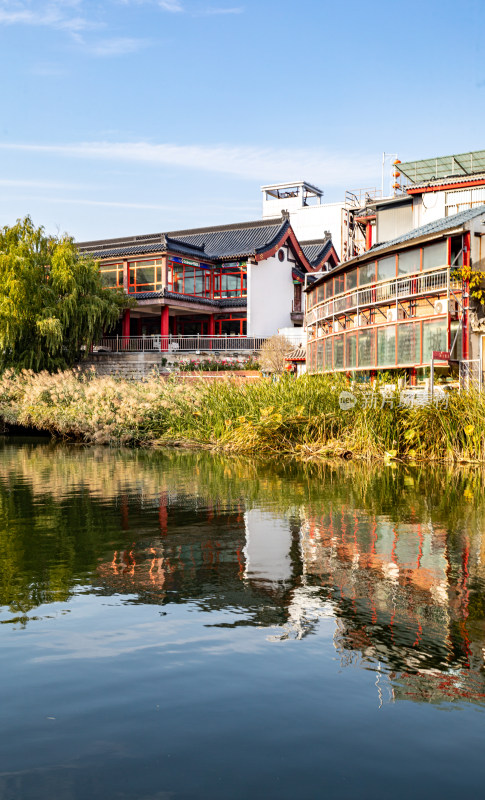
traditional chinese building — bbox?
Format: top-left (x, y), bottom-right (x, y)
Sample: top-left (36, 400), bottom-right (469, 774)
top-left (78, 215), bottom-right (338, 345)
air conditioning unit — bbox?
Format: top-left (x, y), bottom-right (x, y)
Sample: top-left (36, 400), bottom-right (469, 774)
top-left (434, 298), bottom-right (458, 316)
top-left (386, 307), bottom-right (403, 323)
top-left (333, 320), bottom-right (340, 333)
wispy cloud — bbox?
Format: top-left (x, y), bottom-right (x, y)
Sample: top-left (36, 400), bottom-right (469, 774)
top-left (0, 141), bottom-right (380, 187)
top-left (202, 6), bottom-right (243, 14)
top-left (158, 0), bottom-right (184, 10)
top-left (0, 0), bottom-right (96, 32)
top-left (85, 36), bottom-right (149, 56)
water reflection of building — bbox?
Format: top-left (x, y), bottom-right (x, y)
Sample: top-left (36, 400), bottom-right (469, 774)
top-left (93, 483), bottom-right (485, 706)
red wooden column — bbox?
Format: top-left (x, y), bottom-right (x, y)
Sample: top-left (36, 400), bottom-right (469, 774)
top-left (122, 309), bottom-right (130, 337)
top-left (208, 314), bottom-right (215, 336)
top-left (161, 306), bottom-right (169, 352)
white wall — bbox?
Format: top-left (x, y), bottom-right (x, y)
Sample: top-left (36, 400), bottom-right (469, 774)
top-left (412, 191), bottom-right (446, 228)
top-left (247, 246), bottom-right (294, 336)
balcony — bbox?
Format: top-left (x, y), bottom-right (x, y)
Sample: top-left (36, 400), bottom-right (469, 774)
top-left (307, 267), bottom-right (460, 326)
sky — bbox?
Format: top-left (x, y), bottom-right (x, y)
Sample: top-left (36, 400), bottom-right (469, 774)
top-left (1, 0), bottom-right (484, 241)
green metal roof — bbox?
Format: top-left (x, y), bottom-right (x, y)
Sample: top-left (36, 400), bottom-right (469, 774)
top-left (397, 149), bottom-right (485, 184)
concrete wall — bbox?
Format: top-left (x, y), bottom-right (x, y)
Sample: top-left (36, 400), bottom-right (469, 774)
top-left (247, 246), bottom-right (294, 336)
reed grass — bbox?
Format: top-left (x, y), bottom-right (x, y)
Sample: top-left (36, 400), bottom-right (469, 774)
top-left (0, 368), bottom-right (484, 461)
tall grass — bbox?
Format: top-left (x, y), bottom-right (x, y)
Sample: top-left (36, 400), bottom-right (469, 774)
top-left (0, 368), bottom-right (484, 461)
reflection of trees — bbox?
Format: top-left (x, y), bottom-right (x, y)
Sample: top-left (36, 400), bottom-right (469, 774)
top-left (1, 440), bottom-right (485, 705)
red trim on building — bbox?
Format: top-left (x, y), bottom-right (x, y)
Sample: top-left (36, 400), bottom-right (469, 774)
top-left (407, 177), bottom-right (485, 194)
top-left (254, 226), bottom-right (313, 272)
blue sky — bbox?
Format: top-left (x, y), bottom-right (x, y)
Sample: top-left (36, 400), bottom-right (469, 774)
top-left (0, 0), bottom-right (484, 240)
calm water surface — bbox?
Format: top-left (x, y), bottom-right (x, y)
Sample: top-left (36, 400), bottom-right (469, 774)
top-left (0, 441), bottom-right (484, 799)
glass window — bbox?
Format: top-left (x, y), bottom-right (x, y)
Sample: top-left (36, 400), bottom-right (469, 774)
top-left (377, 325), bottom-right (396, 366)
top-left (334, 275), bottom-right (345, 295)
top-left (398, 248), bottom-right (420, 275)
top-left (397, 322), bottom-right (420, 365)
top-left (128, 259), bottom-right (163, 293)
top-left (100, 262), bottom-right (123, 289)
top-left (359, 262), bottom-right (376, 286)
top-left (377, 256), bottom-right (396, 282)
top-left (333, 335), bottom-right (344, 369)
top-left (423, 242), bottom-right (447, 271)
top-left (317, 341), bottom-right (324, 372)
top-left (422, 320), bottom-right (447, 363)
top-left (325, 279), bottom-right (334, 300)
top-left (346, 333), bottom-right (357, 368)
top-left (346, 269), bottom-right (357, 291)
top-left (325, 338), bottom-right (332, 371)
top-left (317, 284), bottom-right (325, 304)
top-left (358, 330), bottom-right (375, 367)
top-left (450, 320), bottom-right (462, 361)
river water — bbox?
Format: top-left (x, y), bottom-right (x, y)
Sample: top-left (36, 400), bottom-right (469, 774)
top-left (0, 441), bottom-right (484, 799)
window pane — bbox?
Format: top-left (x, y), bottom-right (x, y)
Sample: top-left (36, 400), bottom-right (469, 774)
top-left (397, 322), bottom-right (420, 365)
top-left (450, 320), bottom-right (462, 360)
top-left (325, 279), bottom-right (334, 299)
top-left (334, 335), bottom-right (344, 369)
top-left (398, 249), bottom-right (420, 275)
top-left (317, 284), bottom-right (325, 304)
top-left (346, 333), bottom-right (357, 368)
top-left (358, 330), bottom-right (375, 367)
top-left (359, 262), bottom-right (376, 286)
top-left (377, 325), bottom-right (396, 366)
top-left (423, 242), bottom-right (447, 271)
top-left (317, 340), bottom-right (324, 372)
top-left (346, 268), bottom-right (357, 290)
top-left (334, 275), bottom-right (345, 295)
top-left (100, 270), bottom-right (118, 288)
top-left (325, 338), bottom-right (332, 371)
top-left (422, 320), bottom-right (447, 362)
top-left (184, 269), bottom-right (195, 295)
top-left (135, 267), bottom-right (155, 285)
top-left (377, 256), bottom-right (396, 281)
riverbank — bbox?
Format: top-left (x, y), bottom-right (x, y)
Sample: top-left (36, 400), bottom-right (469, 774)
top-left (0, 368), bottom-right (483, 461)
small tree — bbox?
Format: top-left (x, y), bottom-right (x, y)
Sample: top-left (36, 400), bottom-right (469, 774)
top-left (259, 334), bottom-right (291, 374)
top-left (0, 216), bottom-right (130, 371)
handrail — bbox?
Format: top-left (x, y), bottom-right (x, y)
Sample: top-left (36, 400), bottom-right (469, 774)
top-left (94, 334), bottom-right (304, 353)
top-left (308, 266), bottom-right (460, 323)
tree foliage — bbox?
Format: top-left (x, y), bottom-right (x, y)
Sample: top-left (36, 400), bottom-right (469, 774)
top-left (0, 216), bottom-right (130, 371)
top-left (451, 265), bottom-right (485, 304)
top-left (259, 335), bottom-right (291, 374)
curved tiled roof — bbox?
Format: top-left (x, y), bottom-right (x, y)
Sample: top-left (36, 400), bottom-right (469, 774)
top-left (168, 220), bottom-right (288, 259)
top-left (128, 288), bottom-right (247, 308)
top-left (78, 218), bottom-right (289, 261)
top-left (301, 238), bottom-right (333, 267)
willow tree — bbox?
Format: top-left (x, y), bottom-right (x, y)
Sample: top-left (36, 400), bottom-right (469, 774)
top-left (0, 216), bottom-right (130, 371)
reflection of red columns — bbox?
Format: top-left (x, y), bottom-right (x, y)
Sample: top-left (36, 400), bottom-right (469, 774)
top-left (161, 305), bottom-right (169, 351)
top-left (159, 492), bottom-right (168, 536)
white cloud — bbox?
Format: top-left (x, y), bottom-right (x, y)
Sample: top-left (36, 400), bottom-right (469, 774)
top-left (202, 6), bottom-right (243, 14)
top-left (85, 36), bottom-right (149, 56)
top-left (158, 0), bottom-right (184, 10)
top-left (0, 0), bottom-right (96, 32)
top-left (0, 140), bottom-right (380, 187)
